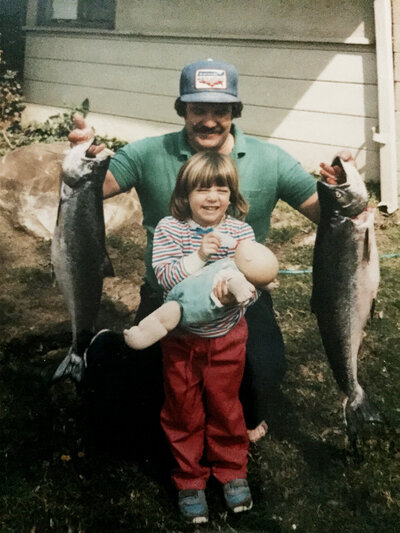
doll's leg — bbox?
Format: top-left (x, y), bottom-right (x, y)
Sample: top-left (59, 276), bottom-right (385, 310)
top-left (247, 420), bottom-right (269, 443)
top-left (123, 301), bottom-right (181, 349)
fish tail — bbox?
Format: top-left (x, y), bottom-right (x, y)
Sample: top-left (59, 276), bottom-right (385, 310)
top-left (344, 393), bottom-right (384, 442)
top-left (102, 250), bottom-right (115, 277)
top-left (51, 349), bottom-right (85, 384)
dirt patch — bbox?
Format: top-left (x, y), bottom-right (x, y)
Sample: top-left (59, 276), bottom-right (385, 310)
top-left (0, 207), bottom-right (145, 362)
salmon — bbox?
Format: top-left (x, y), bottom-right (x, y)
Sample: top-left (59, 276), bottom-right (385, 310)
top-left (51, 141), bottom-right (114, 383)
top-left (311, 158), bottom-right (382, 441)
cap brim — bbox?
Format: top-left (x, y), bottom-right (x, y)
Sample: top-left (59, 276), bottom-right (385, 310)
top-left (180, 92), bottom-right (240, 103)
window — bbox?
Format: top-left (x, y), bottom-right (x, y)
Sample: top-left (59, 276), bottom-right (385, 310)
top-left (37, 0), bottom-right (115, 29)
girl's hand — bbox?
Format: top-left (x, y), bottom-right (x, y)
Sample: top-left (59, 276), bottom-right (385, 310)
top-left (198, 232), bottom-right (221, 261)
top-left (213, 278), bottom-right (237, 305)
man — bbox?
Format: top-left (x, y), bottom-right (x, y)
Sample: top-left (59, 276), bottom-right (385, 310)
top-left (69, 59), bottom-right (345, 445)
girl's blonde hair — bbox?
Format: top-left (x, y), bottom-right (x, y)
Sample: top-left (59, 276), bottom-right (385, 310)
top-left (170, 151), bottom-right (249, 221)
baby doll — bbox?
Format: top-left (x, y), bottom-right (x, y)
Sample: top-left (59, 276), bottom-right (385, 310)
top-left (123, 240), bottom-right (279, 350)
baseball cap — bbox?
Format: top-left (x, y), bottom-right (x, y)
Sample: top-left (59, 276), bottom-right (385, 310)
top-left (179, 58), bottom-right (240, 103)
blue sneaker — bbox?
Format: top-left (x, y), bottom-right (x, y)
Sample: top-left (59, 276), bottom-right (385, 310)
top-left (178, 489), bottom-right (208, 524)
top-left (223, 478), bottom-right (253, 513)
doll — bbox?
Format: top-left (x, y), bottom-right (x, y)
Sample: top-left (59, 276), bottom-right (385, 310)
top-left (123, 240), bottom-right (278, 350)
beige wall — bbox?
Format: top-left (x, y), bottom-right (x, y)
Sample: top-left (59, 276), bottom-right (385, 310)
top-left (115, 0), bottom-right (374, 44)
top-left (23, 0), bottom-right (379, 179)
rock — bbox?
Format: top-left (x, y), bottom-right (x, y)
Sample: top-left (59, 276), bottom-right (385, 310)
top-left (0, 142), bottom-right (142, 239)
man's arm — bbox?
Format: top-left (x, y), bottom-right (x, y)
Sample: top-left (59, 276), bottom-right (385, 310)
top-left (298, 192), bottom-right (320, 224)
top-left (103, 169), bottom-right (122, 199)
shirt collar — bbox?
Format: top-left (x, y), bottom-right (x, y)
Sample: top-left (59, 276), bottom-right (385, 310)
top-left (187, 217), bottom-right (225, 231)
top-left (187, 217), bottom-right (237, 248)
top-left (178, 128), bottom-right (195, 159)
top-left (230, 124), bottom-right (246, 159)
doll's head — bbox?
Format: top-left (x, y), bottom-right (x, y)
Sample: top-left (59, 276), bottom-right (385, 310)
top-left (234, 240), bottom-right (279, 287)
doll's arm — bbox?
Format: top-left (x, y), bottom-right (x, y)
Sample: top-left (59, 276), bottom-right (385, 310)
top-left (123, 300), bottom-right (181, 350)
top-left (212, 267), bottom-right (256, 305)
top-left (226, 270), bottom-right (256, 302)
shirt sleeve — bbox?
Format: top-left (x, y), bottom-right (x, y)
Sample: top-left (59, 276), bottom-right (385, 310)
top-left (108, 142), bottom-right (142, 192)
top-left (235, 222), bottom-right (256, 245)
top-left (152, 219), bottom-right (192, 292)
top-left (276, 146), bottom-right (317, 209)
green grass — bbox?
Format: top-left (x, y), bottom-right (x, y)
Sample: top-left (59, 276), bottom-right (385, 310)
top-left (1, 203), bottom-right (400, 532)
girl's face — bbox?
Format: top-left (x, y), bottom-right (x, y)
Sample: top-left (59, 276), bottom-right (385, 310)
top-left (188, 184), bottom-right (231, 227)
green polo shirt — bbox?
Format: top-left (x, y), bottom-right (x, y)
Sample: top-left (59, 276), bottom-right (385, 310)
top-left (109, 125), bottom-right (316, 291)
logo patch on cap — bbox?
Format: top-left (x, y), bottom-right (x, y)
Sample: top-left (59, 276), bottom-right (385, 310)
top-left (195, 69), bottom-right (227, 90)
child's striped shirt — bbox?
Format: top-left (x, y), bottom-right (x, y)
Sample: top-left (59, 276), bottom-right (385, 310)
top-left (152, 215), bottom-right (256, 337)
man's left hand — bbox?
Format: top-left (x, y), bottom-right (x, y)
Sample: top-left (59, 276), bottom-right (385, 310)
top-left (319, 150), bottom-right (355, 185)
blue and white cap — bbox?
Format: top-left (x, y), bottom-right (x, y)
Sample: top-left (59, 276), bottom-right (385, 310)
top-left (179, 58), bottom-right (240, 103)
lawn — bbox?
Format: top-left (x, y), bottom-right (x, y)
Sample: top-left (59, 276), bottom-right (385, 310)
top-left (0, 145), bottom-right (399, 532)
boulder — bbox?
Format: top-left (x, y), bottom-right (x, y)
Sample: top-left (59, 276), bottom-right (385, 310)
top-left (0, 142), bottom-right (142, 239)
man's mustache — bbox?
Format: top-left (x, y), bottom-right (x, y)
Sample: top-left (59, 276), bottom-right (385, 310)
top-left (192, 125), bottom-right (223, 134)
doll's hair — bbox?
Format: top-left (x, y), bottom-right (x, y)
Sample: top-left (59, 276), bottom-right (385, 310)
top-left (170, 151), bottom-right (249, 221)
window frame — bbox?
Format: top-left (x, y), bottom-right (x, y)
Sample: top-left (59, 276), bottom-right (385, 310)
top-left (37, 0), bottom-right (115, 30)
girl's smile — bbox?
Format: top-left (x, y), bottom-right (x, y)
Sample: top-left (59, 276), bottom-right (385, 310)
top-left (188, 185), bottom-right (231, 227)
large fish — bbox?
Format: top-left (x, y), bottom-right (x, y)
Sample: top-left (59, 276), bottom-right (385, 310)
top-left (51, 141), bottom-right (114, 383)
top-left (311, 157), bottom-right (382, 441)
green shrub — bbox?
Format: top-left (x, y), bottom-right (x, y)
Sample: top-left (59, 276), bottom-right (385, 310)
top-left (19, 98), bottom-right (126, 152)
top-left (0, 49), bottom-right (25, 131)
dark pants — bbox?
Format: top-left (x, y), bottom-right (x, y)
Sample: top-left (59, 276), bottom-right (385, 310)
top-left (241, 288), bottom-right (287, 428)
top-left (83, 283), bottom-right (286, 448)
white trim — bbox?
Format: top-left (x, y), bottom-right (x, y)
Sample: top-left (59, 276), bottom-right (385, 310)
top-left (373, 0), bottom-right (398, 213)
top-left (23, 26), bottom-right (374, 46)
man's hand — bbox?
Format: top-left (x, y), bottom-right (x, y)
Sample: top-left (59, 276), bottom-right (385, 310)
top-left (319, 150), bottom-right (355, 185)
top-left (68, 113), bottom-right (121, 198)
top-left (68, 113), bottom-right (106, 155)
top-left (198, 232), bottom-right (221, 262)
top-left (299, 150), bottom-right (357, 224)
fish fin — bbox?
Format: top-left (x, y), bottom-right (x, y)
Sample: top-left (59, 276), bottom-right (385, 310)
top-left (50, 263), bottom-right (55, 284)
top-left (363, 227), bottom-right (370, 262)
top-left (50, 350), bottom-right (85, 384)
top-left (370, 298), bottom-right (376, 320)
top-left (102, 251), bottom-right (115, 277)
top-left (344, 394), bottom-right (384, 444)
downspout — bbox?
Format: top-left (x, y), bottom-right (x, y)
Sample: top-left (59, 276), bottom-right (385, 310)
top-left (373, 0), bottom-right (398, 213)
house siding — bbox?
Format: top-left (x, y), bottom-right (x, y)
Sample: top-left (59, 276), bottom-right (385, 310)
top-left (23, 0), bottom-right (380, 179)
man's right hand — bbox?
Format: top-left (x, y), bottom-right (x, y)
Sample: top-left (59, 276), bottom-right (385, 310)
top-left (68, 113), bottom-right (122, 198)
top-left (68, 113), bottom-right (106, 155)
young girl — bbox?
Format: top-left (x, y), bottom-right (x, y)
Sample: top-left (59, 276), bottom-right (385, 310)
top-left (152, 151), bottom-right (257, 524)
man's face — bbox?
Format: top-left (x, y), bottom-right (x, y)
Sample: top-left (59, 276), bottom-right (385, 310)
top-left (184, 103), bottom-right (233, 153)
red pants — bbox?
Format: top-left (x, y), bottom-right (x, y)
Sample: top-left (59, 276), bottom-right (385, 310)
top-left (160, 318), bottom-right (249, 490)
